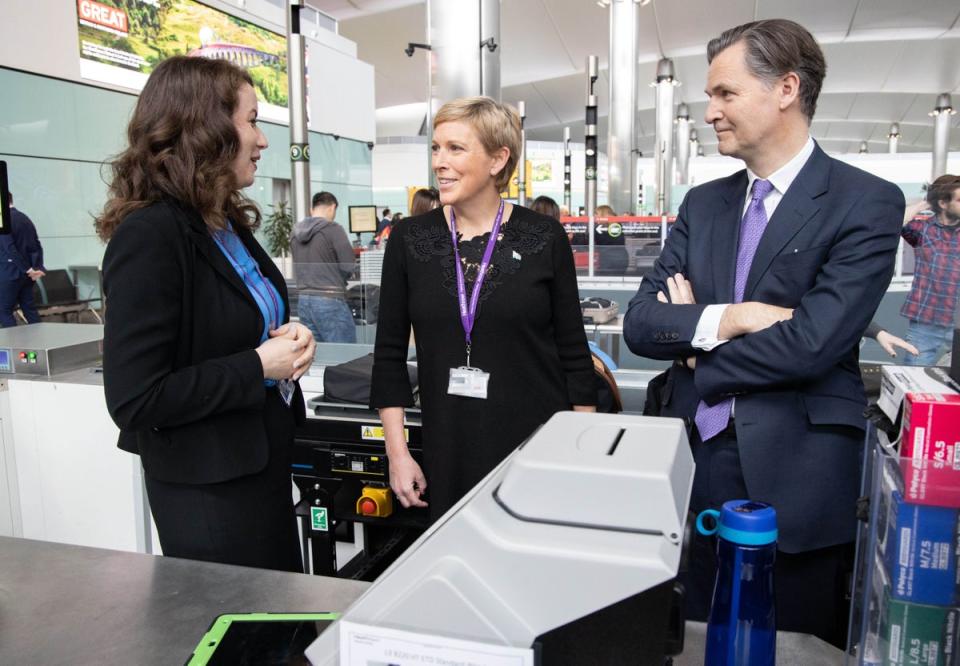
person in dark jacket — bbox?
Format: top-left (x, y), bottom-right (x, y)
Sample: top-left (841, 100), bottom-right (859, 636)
top-left (623, 20), bottom-right (903, 645)
top-left (1, 193), bottom-right (46, 326)
top-left (97, 56), bottom-right (315, 572)
top-left (377, 208), bottom-right (392, 233)
top-left (290, 191), bottom-right (357, 343)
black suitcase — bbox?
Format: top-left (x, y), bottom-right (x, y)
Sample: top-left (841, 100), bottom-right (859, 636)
top-left (323, 353), bottom-right (418, 405)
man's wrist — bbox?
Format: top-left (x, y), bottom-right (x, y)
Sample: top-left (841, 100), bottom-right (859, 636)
top-left (718, 303), bottom-right (744, 340)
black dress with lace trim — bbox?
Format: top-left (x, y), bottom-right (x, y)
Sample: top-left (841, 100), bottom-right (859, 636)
top-left (370, 205), bottom-right (597, 520)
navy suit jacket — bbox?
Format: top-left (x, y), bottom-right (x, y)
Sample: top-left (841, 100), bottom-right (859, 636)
top-left (624, 143), bottom-right (904, 552)
top-left (0, 207), bottom-right (44, 281)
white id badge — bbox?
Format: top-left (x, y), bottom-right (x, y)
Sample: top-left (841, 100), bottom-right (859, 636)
top-left (278, 378), bottom-right (295, 407)
top-left (448, 366), bottom-right (490, 399)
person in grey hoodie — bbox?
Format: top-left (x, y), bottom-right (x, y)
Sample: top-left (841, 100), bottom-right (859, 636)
top-left (291, 192), bottom-right (357, 343)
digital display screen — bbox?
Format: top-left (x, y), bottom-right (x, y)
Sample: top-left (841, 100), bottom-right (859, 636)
top-left (206, 619), bottom-right (331, 665)
top-left (348, 205), bottom-right (379, 234)
top-left (0, 349), bottom-right (10, 372)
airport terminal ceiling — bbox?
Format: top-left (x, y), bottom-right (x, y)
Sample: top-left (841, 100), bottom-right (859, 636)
top-left (315, 0), bottom-right (960, 155)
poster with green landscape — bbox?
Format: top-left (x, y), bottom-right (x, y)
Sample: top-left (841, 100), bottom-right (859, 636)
top-left (77, 0), bottom-right (287, 107)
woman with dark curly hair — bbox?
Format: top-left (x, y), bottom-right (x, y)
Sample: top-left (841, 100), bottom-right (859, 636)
top-left (371, 97), bottom-right (596, 520)
top-left (97, 56), bottom-right (315, 571)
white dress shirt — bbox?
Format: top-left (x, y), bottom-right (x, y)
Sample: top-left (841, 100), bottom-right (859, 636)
top-left (692, 137), bottom-right (816, 350)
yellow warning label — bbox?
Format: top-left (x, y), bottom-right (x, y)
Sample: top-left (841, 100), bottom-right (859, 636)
top-left (360, 426), bottom-right (409, 442)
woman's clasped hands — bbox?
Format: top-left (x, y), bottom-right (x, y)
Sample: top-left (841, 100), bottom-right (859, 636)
top-left (256, 322), bottom-right (317, 380)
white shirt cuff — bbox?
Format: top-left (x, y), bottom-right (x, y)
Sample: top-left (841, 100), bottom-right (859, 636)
top-left (692, 304), bottom-right (730, 351)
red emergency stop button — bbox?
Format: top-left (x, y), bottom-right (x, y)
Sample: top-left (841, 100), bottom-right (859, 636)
top-left (355, 486), bottom-right (393, 517)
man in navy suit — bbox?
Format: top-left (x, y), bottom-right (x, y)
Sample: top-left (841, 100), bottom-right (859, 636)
top-left (624, 19), bottom-right (903, 645)
top-left (1, 193), bottom-right (45, 326)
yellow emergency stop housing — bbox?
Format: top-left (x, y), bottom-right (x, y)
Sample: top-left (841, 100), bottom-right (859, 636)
top-left (356, 485), bottom-right (393, 518)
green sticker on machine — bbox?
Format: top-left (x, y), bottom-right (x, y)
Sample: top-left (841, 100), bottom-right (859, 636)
top-left (310, 506), bottom-right (328, 531)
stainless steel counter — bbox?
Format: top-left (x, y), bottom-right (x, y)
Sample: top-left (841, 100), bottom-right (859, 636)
top-left (0, 536), bottom-right (844, 665)
top-left (0, 536), bottom-right (367, 665)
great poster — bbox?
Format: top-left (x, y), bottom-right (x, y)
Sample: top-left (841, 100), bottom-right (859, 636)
top-left (76, 0), bottom-right (288, 121)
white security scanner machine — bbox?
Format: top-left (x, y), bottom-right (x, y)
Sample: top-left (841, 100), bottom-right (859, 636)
top-left (306, 412), bottom-right (695, 665)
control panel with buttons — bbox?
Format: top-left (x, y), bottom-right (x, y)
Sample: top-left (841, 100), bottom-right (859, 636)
top-left (0, 324), bottom-right (104, 377)
top-left (331, 451), bottom-right (386, 478)
top-left (0, 347), bottom-right (47, 374)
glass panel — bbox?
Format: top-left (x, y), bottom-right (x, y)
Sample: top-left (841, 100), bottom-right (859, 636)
top-left (0, 68), bottom-right (372, 291)
top-left (0, 68), bottom-right (134, 162)
top-left (290, 260), bottom-right (379, 346)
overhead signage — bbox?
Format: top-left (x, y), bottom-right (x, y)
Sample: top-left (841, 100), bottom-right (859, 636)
top-left (75, 0), bottom-right (288, 121)
top-left (77, 0), bottom-right (130, 36)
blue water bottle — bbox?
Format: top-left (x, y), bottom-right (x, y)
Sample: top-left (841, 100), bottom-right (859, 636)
top-left (697, 500), bottom-right (778, 666)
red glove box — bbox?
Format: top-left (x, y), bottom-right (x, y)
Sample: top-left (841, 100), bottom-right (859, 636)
top-left (899, 392), bottom-right (960, 508)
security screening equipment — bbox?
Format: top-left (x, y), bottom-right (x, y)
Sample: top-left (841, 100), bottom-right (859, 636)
top-left (306, 412), bottom-right (694, 665)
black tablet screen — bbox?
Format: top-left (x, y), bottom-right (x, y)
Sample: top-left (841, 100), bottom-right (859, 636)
top-left (208, 619), bottom-right (334, 665)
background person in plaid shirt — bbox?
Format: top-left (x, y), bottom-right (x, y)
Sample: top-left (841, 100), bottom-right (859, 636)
top-left (901, 174), bottom-right (960, 366)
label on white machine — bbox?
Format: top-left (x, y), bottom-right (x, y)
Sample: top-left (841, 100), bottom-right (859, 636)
top-left (361, 425), bottom-right (408, 442)
top-left (338, 620), bottom-right (535, 666)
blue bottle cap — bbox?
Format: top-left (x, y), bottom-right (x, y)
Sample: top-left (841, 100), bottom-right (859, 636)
top-left (696, 500), bottom-right (778, 546)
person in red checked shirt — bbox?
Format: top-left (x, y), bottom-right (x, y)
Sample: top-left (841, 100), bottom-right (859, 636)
top-left (901, 174), bottom-right (960, 366)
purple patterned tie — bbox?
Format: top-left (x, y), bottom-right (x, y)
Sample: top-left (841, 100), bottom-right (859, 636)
top-left (694, 178), bottom-right (775, 442)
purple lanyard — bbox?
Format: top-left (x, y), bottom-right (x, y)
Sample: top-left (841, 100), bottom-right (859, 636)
top-left (449, 199), bottom-right (505, 366)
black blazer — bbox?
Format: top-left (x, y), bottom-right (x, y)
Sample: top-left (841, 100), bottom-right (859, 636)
top-left (102, 200), bottom-right (305, 485)
top-left (624, 144), bottom-right (904, 552)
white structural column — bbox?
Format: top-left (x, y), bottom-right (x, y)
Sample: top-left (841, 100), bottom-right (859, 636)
top-left (931, 94), bottom-right (955, 181)
top-left (428, 0), bottom-right (500, 106)
top-left (887, 123), bottom-right (900, 154)
top-left (425, 0), bottom-right (500, 186)
top-left (653, 58), bottom-right (677, 215)
top-left (286, 0), bottom-right (311, 224)
top-left (606, 0), bottom-right (639, 214)
top-left (478, 0), bottom-right (500, 101)
top-left (675, 103), bottom-right (691, 185)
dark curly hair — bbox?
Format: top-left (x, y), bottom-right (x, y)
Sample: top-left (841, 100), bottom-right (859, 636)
top-left (95, 56), bottom-right (262, 241)
top-left (926, 175), bottom-right (960, 215)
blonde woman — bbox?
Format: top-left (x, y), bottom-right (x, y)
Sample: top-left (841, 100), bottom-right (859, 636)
top-left (371, 97), bottom-right (596, 519)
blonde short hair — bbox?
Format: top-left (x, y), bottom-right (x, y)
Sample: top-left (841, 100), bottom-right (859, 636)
top-left (433, 96), bottom-right (521, 192)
